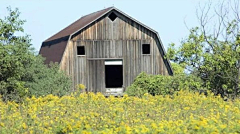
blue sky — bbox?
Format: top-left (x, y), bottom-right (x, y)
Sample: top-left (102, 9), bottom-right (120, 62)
top-left (0, 0), bottom-right (212, 52)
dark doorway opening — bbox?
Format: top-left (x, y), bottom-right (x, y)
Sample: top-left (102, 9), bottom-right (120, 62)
top-left (105, 65), bottom-right (123, 88)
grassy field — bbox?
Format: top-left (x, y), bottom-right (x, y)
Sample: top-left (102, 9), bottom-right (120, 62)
top-left (0, 90), bottom-right (240, 133)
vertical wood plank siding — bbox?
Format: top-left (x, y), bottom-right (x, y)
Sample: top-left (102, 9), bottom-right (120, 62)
top-left (60, 12), bottom-right (170, 92)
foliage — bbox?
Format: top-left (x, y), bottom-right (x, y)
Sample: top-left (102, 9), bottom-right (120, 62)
top-left (0, 7), bottom-right (71, 102)
top-left (171, 62), bottom-right (185, 75)
top-left (0, 91), bottom-right (240, 133)
top-left (167, 0), bottom-right (240, 98)
top-left (73, 84), bottom-right (86, 97)
top-left (0, 7), bottom-right (32, 102)
top-left (23, 57), bottom-right (72, 97)
top-left (77, 84), bottom-right (86, 91)
top-left (126, 72), bottom-right (203, 97)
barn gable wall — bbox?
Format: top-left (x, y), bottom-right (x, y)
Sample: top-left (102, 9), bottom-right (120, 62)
top-left (60, 10), bottom-right (170, 92)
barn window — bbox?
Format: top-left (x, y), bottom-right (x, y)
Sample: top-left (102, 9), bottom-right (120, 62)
top-left (142, 44), bottom-right (150, 54)
top-left (77, 46), bottom-right (85, 55)
top-left (108, 12), bottom-right (117, 21)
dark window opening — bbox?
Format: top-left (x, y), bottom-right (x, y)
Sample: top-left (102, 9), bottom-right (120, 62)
top-left (108, 12), bottom-right (117, 21)
top-left (105, 65), bottom-right (123, 88)
top-left (142, 44), bottom-right (150, 54)
top-left (77, 46), bottom-right (85, 55)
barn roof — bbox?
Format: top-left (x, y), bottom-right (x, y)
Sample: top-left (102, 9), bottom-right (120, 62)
top-left (44, 7), bottom-right (113, 42)
top-left (39, 7), bottom-right (113, 65)
top-left (39, 7), bottom-right (173, 75)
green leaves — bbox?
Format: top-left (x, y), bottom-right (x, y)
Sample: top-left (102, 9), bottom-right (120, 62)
top-left (126, 72), bottom-right (203, 97)
top-left (0, 7), bottom-right (71, 102)
top-left (167, 2), bottom-right (240, 98)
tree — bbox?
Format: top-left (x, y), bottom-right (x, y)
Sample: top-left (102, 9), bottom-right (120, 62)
top-left (0, 7), bottom-right (71, 102)
top-left (167, 0), bottom-right (240, 98)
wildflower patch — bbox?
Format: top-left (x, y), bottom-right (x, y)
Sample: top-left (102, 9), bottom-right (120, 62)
top-left (0, 91), bottom-right (240, 133)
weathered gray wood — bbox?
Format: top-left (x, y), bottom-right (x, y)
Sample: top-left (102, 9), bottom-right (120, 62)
top-left (87, 58), bottom-right (123, 60)
top-left (60, 12), bottom-right (171, 94)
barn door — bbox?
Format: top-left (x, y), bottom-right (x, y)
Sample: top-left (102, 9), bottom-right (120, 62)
top-left (87, 60), bottom-right (105, 93)
top-left (105, 60), bottom-right (123, 96)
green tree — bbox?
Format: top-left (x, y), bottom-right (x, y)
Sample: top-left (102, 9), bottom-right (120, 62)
top-left (171, 62), bottom-right (185, 75)
top-left (167, 0), bottom-right (240, 98)
top-left (0, 7), bottom-right (71, 102)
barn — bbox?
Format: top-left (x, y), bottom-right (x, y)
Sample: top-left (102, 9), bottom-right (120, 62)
top-left (39, 7), bottom-right (173, 95)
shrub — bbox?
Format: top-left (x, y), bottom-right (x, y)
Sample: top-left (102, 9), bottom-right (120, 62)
top-left (23, 56), bottom-right (72, 97)
top-left (126, 72), bottom-right (203, 97)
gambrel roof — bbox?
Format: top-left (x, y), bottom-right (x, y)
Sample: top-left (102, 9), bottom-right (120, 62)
top-left (45, 7), bottom-right (113, 42)
top-left (39, 7), bottom-right (173, 75)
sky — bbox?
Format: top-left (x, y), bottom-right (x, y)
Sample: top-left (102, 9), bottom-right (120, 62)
top-left (0, 0), bottom-right (214, 52)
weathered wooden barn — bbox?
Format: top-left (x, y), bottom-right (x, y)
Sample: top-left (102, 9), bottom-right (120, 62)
top-left (39, 7), bottom-right (173, 95)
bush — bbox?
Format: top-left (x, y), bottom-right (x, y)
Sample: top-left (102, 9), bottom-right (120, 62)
top-left (126, 72), bottom-right (203, 97)
top-left (23, 56), bottom-right (72, 97)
